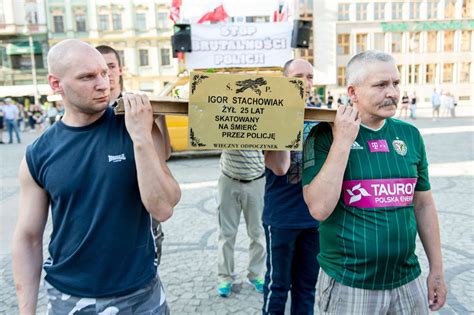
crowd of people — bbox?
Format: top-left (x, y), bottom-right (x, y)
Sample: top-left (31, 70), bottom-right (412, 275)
top-left (305, 88), bottom-right (459, 123)
top-left (0, 97), bottom-right (64, 144)
top-left (10, 39), bottom-right (447, 315)
top-left (431, 88), bottom-right (458, 120)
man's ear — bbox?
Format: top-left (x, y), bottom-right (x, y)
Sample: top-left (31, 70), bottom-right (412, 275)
top-left (48, 74), bottom-right (62, 94)
top-left (347, 85), bottom-right (357, 103)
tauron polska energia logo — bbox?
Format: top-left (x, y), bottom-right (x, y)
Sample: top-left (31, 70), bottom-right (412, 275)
top-left (346, 183), bottom-right (371, 204)
top-left (342, 178), bottom-right (417, 208)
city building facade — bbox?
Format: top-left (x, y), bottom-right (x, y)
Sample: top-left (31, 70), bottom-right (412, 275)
top-left (314, 0), bottom-right (473, 104)
top-left (45, 0), bottom-right (178, 94)
top-left (0, 0), bottom-right (49, 97)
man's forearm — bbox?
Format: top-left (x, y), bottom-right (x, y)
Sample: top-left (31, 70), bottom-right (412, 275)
top-left (12, 238), bottom-right (43, 315)
top-left (415, 204), bottom-right (444, 271)
top-left (264, 151), bottom-right (290, 175)
top-left (303, 142), bottom-right (351, 221)
top-left (133, 139), bottom-right (181, 222)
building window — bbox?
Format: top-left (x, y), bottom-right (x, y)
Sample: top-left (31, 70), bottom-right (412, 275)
top-left (75, 15), bottom-right (86, 32)
top-left (463, 0), bottom-right (473, 18)
top-left (410, 2), bottom-right (421, 19)
top-left (374, 3), bottom-right (385, 20)
top-left (117, 50), bottom-right (125, 66)
top-left (53, 15), bottom-right (64, 33)
top-left (356, 34), bottom-right (367, 53)
top-left (135, 13), bottom-right (147, 31)
top-left (445, 0), bottom-right (456, 18)
top-left (460, 62), bottom-right (471, 82)
top-left (397, 65), bottom-right (404, 83)
top-left (444, 31), bottom-right (455, 51)
top-left (337, 67), bottom-right (346, 86)
top-left (356, 3), bottom-right (368, 20)
top-left (427, 31), bottom-right (438, 52)
top-left (427, 0), bottom-right (439, 19)
top-left (297, 0), bottom-right (313, 18)
top-left (112, 13), bottom-right (122, 30)
top-left (391, 33), bottom-right (402, 53)
top-left (426, 64), bottom-right (436, 83)
top-left (374, 33), bottom-right (385, 51)
top-left (392, 2), bottom-right (403, 20)
top-left (408, 64), bottom-right (420, 84)
top-left (443, 63), bottom-right (454, 82)
top-left (338, 3), bottom-right (350, 21)
top-left (157, 12), bottom-right (168, 29)
top-left (161, 48), bottom-right (170, 66)
top-left (337, 34), bottom-right (350, 55)
top-left (409, 32), bottom-right (421, 53)
top-left (461, 30), bottom-right (472, 51)
top-left (0, 0), bottom-right (4, 25)
top-left (139, 49), bottom-right (149, 66)
top-left (98, 14), bottom-right (108, 31)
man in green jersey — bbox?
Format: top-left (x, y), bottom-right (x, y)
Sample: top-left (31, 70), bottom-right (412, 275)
top-left (302, 50), bottom-right (447, 314)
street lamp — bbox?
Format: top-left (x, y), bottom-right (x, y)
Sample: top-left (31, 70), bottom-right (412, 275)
top-left (23, 25), bottom-right (39, 105)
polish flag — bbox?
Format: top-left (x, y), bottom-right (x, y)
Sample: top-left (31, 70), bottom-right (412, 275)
top-left (169, 0), bottom-right (182, 24)
top-left (197, 4), bottom-right (229, 23)
top-left (273, 0), bottom-right (290, 22)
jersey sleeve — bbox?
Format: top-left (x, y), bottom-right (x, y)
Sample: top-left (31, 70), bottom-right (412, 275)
top-left (415, 131), bottom-right (431, 191)
top-left (302, 123), bottom-right (332, 186)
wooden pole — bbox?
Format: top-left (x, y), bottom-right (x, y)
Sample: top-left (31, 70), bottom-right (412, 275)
top-left (114, 96), bottom-right (337, 122)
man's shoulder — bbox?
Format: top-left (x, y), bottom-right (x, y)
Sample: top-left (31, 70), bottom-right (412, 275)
top-left (387, 118), bottom-right (420, 134)
top-left (28, 123), bottom-right (60, 151)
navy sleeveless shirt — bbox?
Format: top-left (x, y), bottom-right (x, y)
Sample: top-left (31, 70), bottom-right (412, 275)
top-left (26, 108), bottom-right (156, 297)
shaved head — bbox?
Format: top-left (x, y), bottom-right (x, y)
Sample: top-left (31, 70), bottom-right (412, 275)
top-left (283, 58), bottom-right (314, 98)
top-left (47, 39), bottom-right (105, 77)
top-left (283, 59), bottom-right (313, 76)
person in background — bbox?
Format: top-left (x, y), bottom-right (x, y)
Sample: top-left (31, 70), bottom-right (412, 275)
top-left (262, 59), bottom-right (320, 314)
top-left (399, 91), bottom-right (409, 119)
top-left (302, 50), bottom-right (446, 314)
top-left (450, 93), bottom-right (457, 118)
top-left (337, 94), bottom-right (343, 106)
top-left (2, 97), bottom-right (21, 144)
top-left (431, 88), bottom-right (441, 121)
top-left (410, 91), bottom-right (417, 119)
top-left (0, 99), bottom-right (4, 144)
top-left (96, 44), bottom-right (170, 266)
top-left (216, 150), bottom-right (266, 297)
top-left (47, 103), bottom-right (59, 126)
top-left (326, 91), bottom-right (334, 109)
top-left (95, 45), bottom-right (123, 106)
top-left (441, 91), bottom-right (454, 118)
top-left (307, 95), bottom-right (317, 107)
top-left (315, 94), bottom-right (322, 108)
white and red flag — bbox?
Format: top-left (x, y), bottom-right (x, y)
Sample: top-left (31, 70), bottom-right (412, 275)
top-left (273, 0), bottom-right (290, 22)
top-left (197, 4), bottom-right (229, 23)
top-left (169, 0), bottom-right (182, 24)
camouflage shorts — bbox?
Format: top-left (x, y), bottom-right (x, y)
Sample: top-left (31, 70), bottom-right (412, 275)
top-left (45, 275), bottom-right (170, 315)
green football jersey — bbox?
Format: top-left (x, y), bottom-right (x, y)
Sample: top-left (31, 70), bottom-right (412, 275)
top-left (302, 118), bottom-right (430, 290)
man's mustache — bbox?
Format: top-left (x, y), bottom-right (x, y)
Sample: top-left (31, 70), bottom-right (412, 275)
top-left (380, 98), bottom-right (398, 107)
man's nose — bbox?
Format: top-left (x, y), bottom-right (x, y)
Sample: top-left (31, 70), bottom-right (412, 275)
top-left (96, 75), bottom-right (110, 91)
top-left (386, 83), bottom-right (398, 98)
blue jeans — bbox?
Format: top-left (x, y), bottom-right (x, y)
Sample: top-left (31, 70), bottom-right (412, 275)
top-left (263, 225), bottom-right (320, 315)
top-left (6, 119), bottom-right (20, 143)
